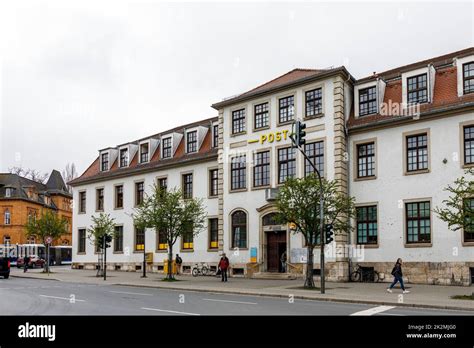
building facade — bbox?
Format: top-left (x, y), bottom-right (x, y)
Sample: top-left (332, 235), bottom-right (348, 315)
top-left (0, 170), bottom-right (73, 245)
top-left (70, 47), bottom-right (474, 285)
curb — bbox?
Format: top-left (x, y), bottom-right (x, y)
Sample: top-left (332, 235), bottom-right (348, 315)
top-left (9, 274), bottom-right (474, 312)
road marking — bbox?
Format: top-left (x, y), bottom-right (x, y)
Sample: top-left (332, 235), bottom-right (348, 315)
top-left (39, 295), bottom-right (85, 302)
top-left (109, 290), bottom-right (153, 296)
top-left (350, 305), bottom-right (396, 316)
top-left (141, 307), bottom-right (200, 316)
top-left (202, 298), bottom-right (258, 305)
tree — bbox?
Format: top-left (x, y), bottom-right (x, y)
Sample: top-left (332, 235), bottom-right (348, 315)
top-left (275, 175), bottom-right (355, 288)
top-left (62, 163), bottom-right (78, 193)
top-left (25, 209), bottom-right (69, 272)
top-left (87, 213), bottom-right (116, 276)
top-left (133, 184), bottom-right (207, 280)
top-left (9, 166), bottom-right (48, 184)
top-left (434, 169), bottom-right (474, 233)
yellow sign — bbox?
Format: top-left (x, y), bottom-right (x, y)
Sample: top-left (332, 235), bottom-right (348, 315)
top-left (248, 130), bottom-right (291, 145)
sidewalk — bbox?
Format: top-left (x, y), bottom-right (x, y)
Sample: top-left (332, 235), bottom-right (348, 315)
top-left (10, 266), bottom-right (474, 311)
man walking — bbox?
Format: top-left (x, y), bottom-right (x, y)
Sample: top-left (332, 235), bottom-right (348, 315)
top-left (175, 254), bottom-right (182, 275)
top-left (23, 255), bottom-right (30, 273)
top-left (387, 258), bottom-right (410, 294)
top-left (218, 253), bottom-right (229, 282)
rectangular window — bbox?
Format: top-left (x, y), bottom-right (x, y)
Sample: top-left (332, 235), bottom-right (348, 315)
top-left (406, 201), bottom-right (431, 244)
top-left (115, 185), bottom-right (123, 209)
top-left (182, 230), bottom-right (193, 250)
top-left (278, 147), bottom-right (296, 184)
top-left (305, 88), bottom-right (322, 117)
top-left (157, 230), bottom-right (168, 250)
top-left (186, 131), bottom-right (197, 153)
top-left (304, 141), bottom-right (324, 177)
top-left (231, 155), bottom-right (247, 190)
top-left (140, 143), bottom-right (149, 163)
top-left (359, 86), bottom-right (377, 116)
top-left (253, 151), bottom-right (270, 187)
top-left (79, 191), bottom-right (86, 213)
top-left (101, 153), bottom-right (109, 171)
top-left (279, 96), bottom-right (294, 124)
top-left (232, 109), bottom-right (246, 134)
top-left (464, 125), bottom-right (474, 165)
top-left (162, 137), bottom-right (172, 159)
top-left (356, 206), bottom-right (378, 245)
top-left (209, 169), bottom-right (218, 197)
top-left (463, 62), bottom-right (474, 94)
top-left (212, 124), bottom-right (219, 148)
top-left (464, 198), bottom-right (474, 242)
top-left (119, 148), bottom-right (128, 167)
top-left (114, 226), bottom-right (124, 252)
top-left (182, 173), bottom-right (193, 199)
top-left (158, 177), bottom-right (167, 192)
top-left (357, 142), bottom-right (375, 178)
top-left (209, 218), bottom-right (218, 249)
top-left (96, 188), bottom-right (104, 211)
top-left (407, 74), bottom-right (428, 104)
top-left (254, 102), bottom-right (269, 130)
top-left (135, 226), bottom-right (145, 251)
top-left (406, 133), bottom-right (428, 172)
top-left (78, 229), bottom-right (86, 253)
top-left (135, 182), bottom-right (144, 206)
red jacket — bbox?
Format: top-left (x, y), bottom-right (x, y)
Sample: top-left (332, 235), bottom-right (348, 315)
top-left (218, 257), bottom-right (229, 270)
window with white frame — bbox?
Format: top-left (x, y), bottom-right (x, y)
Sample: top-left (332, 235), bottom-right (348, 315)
top-left (162, 137), bottom-right (172, 159)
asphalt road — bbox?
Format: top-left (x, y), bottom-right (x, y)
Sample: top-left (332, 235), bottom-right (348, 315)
top-left (0, 277), bottom-right (471, 316)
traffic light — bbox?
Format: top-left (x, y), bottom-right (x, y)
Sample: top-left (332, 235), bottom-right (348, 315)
top-left (294, 121), bottom-right (307, 147)
top-left (105, 234), bottom-right (112, 249)
top-left (325, 224), bottom-right (334, 244)
top-left (97, 234), bottom-right (113, 249)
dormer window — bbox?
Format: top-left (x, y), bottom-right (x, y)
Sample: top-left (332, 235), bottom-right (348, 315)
top-left (463, 62), bottom-right (474, 94)
top-left (101, 153), bottom-right (109, 172)
top-left (140, 143), bottom-right (149, 163)
top-left (407, 73), bottom-right (428, 104)
top-left (162, 137), bottom-right (172, 159)
top-left (186, 131), bottom-right (197, 153)
top-left (5, 188), bottom-right (12, 198)
top-left (119, 148), bottom-right (128, 167)
top-left (359, 86), bottom-right (377, 116)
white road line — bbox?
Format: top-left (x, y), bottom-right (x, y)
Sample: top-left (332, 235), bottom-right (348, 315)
top-left (39, 295), bottom-right (85, 302)
top-left (141, 307), bottom-right (200, 316)
top-left (109, 290), bottom-right (153, 296)
top-left (202, 298), bottom-right (258, 305)
top-left (350, 305), bottom-right (396, 316)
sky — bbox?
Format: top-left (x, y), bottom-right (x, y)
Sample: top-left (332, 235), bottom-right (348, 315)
top-left (0, 0), bottom-right (472, 178)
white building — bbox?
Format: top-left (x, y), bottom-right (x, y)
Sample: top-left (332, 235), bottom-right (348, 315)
top-left (70, 47), bottom-right (474, 285)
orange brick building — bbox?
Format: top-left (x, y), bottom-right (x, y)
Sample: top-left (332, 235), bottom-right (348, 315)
top-left (0, 170), bottom-right (72, 245)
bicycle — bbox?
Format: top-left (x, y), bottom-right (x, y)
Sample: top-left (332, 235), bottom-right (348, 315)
top-left (191, 262), bottom-right (210, 277)
top-left (350, 263), bottom-right (380, 282)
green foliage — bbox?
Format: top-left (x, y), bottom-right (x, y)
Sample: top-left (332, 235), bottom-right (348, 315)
top-left (434, 169), bottom-right (474, 232)
top-left (275, 174), bottom-right (355, 249)
top-left (87, 213), bottom-right (116, 249)
top-left (25, 209), bottom-right (68, 244)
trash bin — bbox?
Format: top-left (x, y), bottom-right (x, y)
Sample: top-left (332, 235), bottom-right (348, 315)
top-left (163, 259), bottom-right (177, 274)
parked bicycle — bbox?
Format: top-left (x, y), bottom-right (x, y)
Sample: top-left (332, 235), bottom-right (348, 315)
top-left (350, 263), bottom-right (380, 282)
top-left (192, 262), bottom-right (210, 277)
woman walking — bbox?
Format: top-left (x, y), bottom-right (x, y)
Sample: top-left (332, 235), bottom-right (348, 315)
top-left (387, 258), bottom-right (410, 294)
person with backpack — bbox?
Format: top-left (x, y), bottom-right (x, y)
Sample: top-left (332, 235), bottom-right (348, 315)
top-left (175, 254), bottom-right (182, 275)
top-left (23, 255), bottom-right (30, 273)
top-left (218, 253), bottom-right (230, 282)
top-left (387, 258), bottom-right (410, 294)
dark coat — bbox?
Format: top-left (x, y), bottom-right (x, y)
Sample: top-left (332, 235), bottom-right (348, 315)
top-left (391, 263), bottom-right (402, 277)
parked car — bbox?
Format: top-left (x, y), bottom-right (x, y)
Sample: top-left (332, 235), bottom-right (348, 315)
top-left (16, 255), bottom-right (45, 269)
top-left (0, 257), bottom-right (10, 279)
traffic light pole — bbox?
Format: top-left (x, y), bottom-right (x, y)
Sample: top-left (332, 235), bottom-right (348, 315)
top-left (103, 235), bottom-right (107, 281)
top-left (142, 231), bottom-right (147, 278)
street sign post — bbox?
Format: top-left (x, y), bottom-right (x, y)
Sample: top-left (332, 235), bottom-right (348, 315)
top-left (45, 236), bottom-right (52, 275)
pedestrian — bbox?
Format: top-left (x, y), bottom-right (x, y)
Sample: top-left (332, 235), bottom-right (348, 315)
top-left (387, 258), bottom-right (410, 294)
top-left (175, 254), bottom-right (182, 275)
top-left (23, 255), bottom-right (30, 273)
top-left (280, 251), bottom-right (287, 273)
top-left (218, 253), bottom-right (230, 282)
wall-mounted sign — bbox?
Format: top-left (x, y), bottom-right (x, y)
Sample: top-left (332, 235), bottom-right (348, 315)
top-left (250, 247), bottom-right (257, 263)
top-left (248, 130), bottom-right (291, 145)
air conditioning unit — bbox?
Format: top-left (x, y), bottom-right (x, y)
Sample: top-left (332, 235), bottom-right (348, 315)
top-left (265, 188), bottom-right (279, 202)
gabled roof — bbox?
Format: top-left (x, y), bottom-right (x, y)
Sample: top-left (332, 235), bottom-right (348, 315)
top-left (212, 66), bottom-right (353, 109)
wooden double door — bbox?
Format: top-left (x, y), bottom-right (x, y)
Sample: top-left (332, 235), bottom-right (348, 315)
top-left (266, 230), bottom-right (287, 273)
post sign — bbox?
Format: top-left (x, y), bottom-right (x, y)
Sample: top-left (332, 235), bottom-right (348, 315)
top-left (248, 130), bottom-right (291, 145)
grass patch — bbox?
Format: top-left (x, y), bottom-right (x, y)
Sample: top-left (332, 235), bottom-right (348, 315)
top-left (451, 294), bottom-right (474, 300)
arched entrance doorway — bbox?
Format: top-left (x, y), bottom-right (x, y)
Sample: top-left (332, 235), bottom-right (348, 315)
top-left (262, 213), bottom-right (287, 273)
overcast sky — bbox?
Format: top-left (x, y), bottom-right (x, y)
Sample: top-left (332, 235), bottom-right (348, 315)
top-left (0, 0), bottom-right (472, 177)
